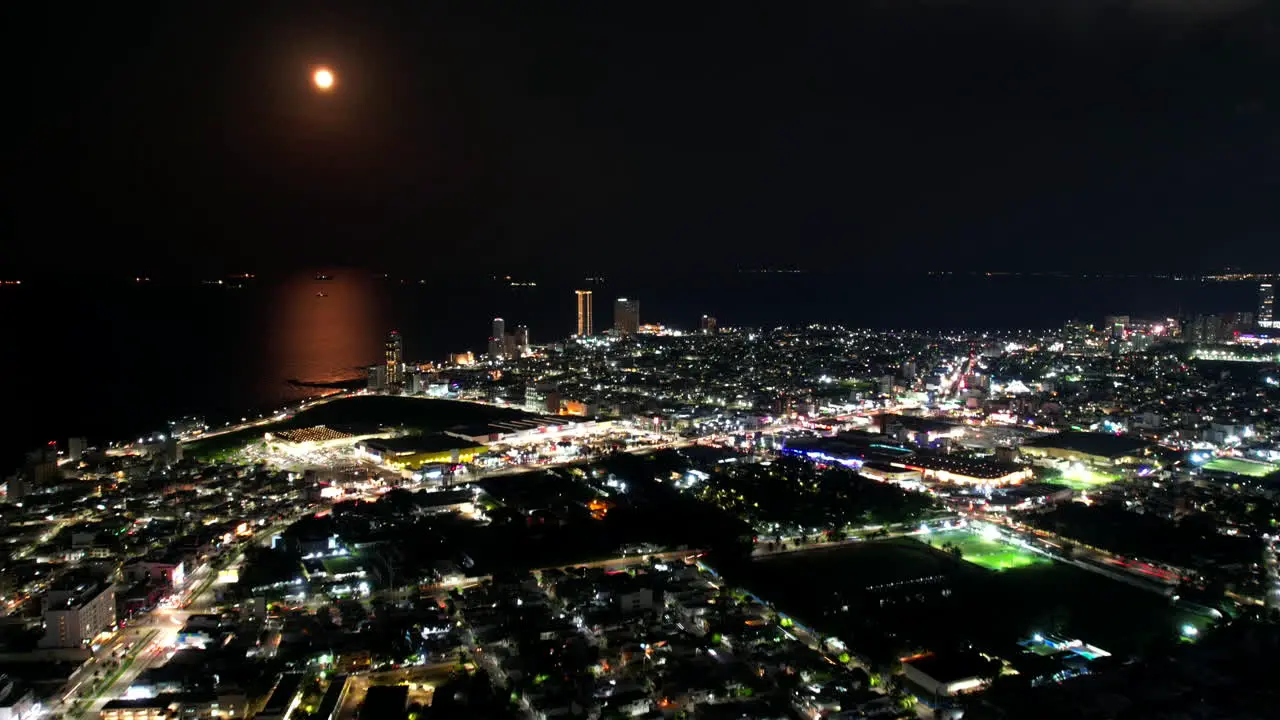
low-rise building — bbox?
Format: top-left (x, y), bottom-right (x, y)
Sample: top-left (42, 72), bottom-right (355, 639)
top-left (356, 434), bottom-right (487, 467)
top-left (616, 587), bottom-right (657, 615)
top-left (906, 455), bottom-right (1032, 487)
top-left (122, 554), bottom-right (187, 587)
top-left (254, 673), bottom-right (302, 720)
top-left (1020, 432), bottom-right (1152, 468)
top-left (903, 651), bottom-right (996, 698)
top-left (361, 685), bottom-right (408, 720)
top-left (98, 690), bottom-right (248, 720)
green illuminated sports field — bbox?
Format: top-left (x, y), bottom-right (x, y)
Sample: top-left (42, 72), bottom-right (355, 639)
top-left (918, 529), bottom-right (1050, 572)
top-left (1046, 466), bottom-right (1121, 491)
top-left (1202, 457), bottom-right (1278, 479)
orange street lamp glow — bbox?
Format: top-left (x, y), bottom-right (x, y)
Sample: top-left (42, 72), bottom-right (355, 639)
top-left (313, 68), bottom-right (335, 91)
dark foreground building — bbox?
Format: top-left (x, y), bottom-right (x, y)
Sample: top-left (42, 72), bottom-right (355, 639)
top-left (361, 684), bottom-right (409, 719)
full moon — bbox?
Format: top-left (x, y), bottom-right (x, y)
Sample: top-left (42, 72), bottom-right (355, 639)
top-left (312, 67), bottom-right (335, 91)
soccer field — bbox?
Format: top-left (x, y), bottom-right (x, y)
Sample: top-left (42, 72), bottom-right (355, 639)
top-left (1202, 457), bottom-right (1278, 479)
top-left (1045, 466), bottom-right (1121, 491)
top-left (919, 529), bottom-right (1050, 571)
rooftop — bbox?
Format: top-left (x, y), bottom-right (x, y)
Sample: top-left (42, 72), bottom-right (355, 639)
top-left (906, 455), bottom-right (1025, 480)
top-left (414, 488), bottom-right (476, 508)
top-left (259, 673), bottom-right (303, 714)
top-left (783, 434), bottom-right (915, 462)
top-left (449, 415), bottom-right (580, 438)
top-left (313, 675), bottom-right (349, 719)
top-left (361, 433), bottom-right (485, 455)
top-left (1023, 431), bottom-right (1151, 458)
top-left (272, 425), bottom-right (353, 444)
top-left (994, 483), bottom-right (1074, 500)
top-left (361, 685), bottom-right (409, 718)
top-left (45, 580), bottom-right (111, 610)
top-left (102, 691), bottom-right (225, 710)
top-left (907, 650), bottom-right (994, 683)
top-left (881, 414), bottom-right (962, 434)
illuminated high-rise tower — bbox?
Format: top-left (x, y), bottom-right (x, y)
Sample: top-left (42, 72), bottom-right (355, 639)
top-left (1260, 283), bottom-right (1275, 328)
top-left (614, 298), bottom-right (640, 335)
top-left (384, 330), bottom-right (404, 387)
top-left (575, 290), bottom-right (594, 337)
top-left (514, 325), bottom-right (530, 354)
top-left (489, 317), bottom-right (507, 359)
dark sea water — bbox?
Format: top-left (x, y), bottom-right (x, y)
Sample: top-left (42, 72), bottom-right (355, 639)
top-left (0, 270), bottom-right (1258, 466)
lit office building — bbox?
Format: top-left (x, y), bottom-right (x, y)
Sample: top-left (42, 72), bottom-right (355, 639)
top-left (40, 582), bottom-right (116, 648)
top-left (701, 315), bottom-right (717, 334)
top-left (614, 298), bottom-right (640, 335)
top-left (1260, 283), bottom-right (1276, 328)
top-left (575, 290), bottom-right (594, 337)
top-left (384, 330), bottom-right (404, 387)
top-left (514, 325), bottom-right (530, 355)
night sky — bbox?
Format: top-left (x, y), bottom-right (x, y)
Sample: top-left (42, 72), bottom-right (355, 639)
top-left (8, 1), bottom-right (1280, 275)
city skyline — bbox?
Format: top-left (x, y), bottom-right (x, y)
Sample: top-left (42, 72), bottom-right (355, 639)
top-left (2, 277), bottom-right (1278, 719)
top-left (5, 309), bottom-right (1277, 719)
top-left (4, 3), bottom-right (1280, 717)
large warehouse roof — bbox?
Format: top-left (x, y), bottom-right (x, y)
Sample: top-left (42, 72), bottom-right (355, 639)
top-left (1023, 431), bottom-right (1150, 458)
top-left (362, 433), bottom-right (483, 455)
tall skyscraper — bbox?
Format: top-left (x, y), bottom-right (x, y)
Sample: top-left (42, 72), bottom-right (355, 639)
top-left (1260, 283), bottom-right (1275, 328)
top-left (489, 317), bottom-right (507, 359)
top-left (384, 330), bottom-right (404, 387)
top-left (701, 315), bottom-right (717, 334)
top-left (575, 290), bottom-right (594, 337)
top-left (514, 325), bottom-right (530, 355)
top-left (68, 437), bottom-right (86, 464)
top-left (614, 298), bottom-right (640, 335)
